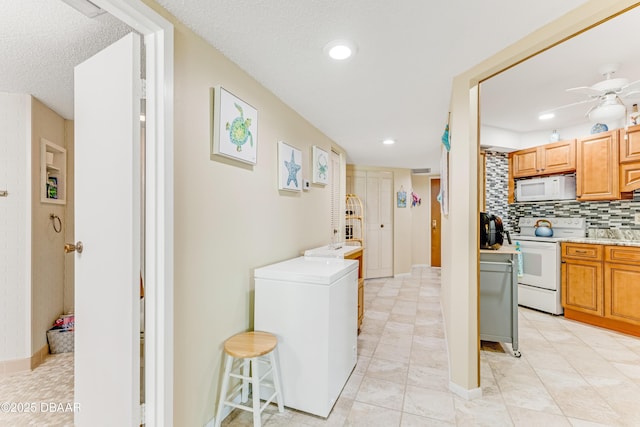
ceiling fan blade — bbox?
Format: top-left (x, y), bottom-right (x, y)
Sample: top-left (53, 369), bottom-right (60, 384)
top-left (566, 86), bottom-right (604, 97)
top-left (622, 90), bottom-right (640, 100)
top-left (621, 79), bottom-right (640, 93)
top-left (541, 98), bottom-right (597, 114)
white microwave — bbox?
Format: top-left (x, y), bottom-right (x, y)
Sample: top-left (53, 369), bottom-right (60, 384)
top-left (516, 175), bottom-right (576, 202)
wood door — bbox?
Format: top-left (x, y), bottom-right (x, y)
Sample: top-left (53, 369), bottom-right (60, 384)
top-left (430, 178), bottom-right (441, 267)
top-left (604, 262), bottom-right (640, 326)
top-left (620, 162), bottom-right (640, 192)
top-left (541, 139), bottom-right (576, 174)
top-left (511, 147), bottom-right (540, 177)
top-left (74, 33), bottom-right (141, 426)
top-left (576, 130), bottom-right (619, 200)
top-left (364, 171), bottom-right (393, 278)
top-left (561, 259), bottom-right (603, 316)
top-left (620, 124), bottom-right (640, 163)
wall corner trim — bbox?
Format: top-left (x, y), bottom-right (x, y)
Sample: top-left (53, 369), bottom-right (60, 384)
top-left (448, 382), bottom-right (483, 401)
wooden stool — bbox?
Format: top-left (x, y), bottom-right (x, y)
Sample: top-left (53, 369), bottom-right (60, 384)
top-left (214, 331), bottom-right (284, 427)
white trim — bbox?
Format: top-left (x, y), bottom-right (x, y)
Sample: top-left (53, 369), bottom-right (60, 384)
top-left (90, 1), bottom-right (174, 426)
top-left (412, 264), bottom-right (429, 269)
top-left (393, 272), bottom-right (411, 278)
top-left (448, 381), bottom-right (482, 401)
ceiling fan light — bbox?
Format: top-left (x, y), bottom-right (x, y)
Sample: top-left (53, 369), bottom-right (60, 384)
top-left (588, 103), bottom-right (625, 122)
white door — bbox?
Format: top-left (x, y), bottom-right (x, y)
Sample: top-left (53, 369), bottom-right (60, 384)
top-left (74, 33), bottom-right (141, 426)
top-left (364, 171), bottom-right (393, 278)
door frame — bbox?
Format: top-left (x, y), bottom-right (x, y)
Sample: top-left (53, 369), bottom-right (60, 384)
top-left (94, 1), bottom-right (174, 425)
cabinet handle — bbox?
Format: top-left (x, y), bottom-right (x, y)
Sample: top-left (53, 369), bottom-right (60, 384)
top-left (575, 250), bottom-right (587, 254)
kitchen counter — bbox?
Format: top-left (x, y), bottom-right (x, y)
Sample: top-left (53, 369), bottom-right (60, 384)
top-left (480, 245), bottom-right (519, 255)
top-left (560, 237), bottom-right (640, 247)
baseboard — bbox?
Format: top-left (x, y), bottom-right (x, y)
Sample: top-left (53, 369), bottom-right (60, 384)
top-left (0, 344), bottom-right (48, 377)
top-left (449, 381), bottom-right (482, 400)
top-left (204, 393), bottom-right (242, 427)
top-left (412, 264), bottom-right (429, 268)
top-left (31, 344), bottom-right (49, 369)
top-left (393, 272), bottom-right (411, 278)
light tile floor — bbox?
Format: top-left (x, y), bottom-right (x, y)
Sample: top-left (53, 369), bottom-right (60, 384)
top-left (2, 267), bottom-right (639, 426)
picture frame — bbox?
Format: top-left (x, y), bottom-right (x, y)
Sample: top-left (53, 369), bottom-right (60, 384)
top-left (278, 141), bottom-right (302, 192)
top-left (211, 86), bottom-right (258, 165)
top-left (311, 145), bottom-right (329, 185)
top-left (397, 190), bottom-right (407, 208)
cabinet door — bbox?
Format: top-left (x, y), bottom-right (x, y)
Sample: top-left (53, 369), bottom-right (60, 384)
top-left (512, 147), bottom-right (540, 177)
top-left (620, 162), bottom-right (640, 192)
top-left (604, 263), bottom-right (640, 326)
top-left (561, 259), bottom-right (603, 316)
top-left (576, 130), bottom-right (620, 200)
top-left (620, 124), bottom-right (640, 163)
top-left (541, 139), bottom-right (576, 174)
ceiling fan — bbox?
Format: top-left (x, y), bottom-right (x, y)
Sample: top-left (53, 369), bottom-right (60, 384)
top-left (541, 64), bottom-right (640, 122)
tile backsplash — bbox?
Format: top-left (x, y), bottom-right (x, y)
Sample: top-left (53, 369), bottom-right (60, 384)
top-left (484, 151), bottom-right (640, 232)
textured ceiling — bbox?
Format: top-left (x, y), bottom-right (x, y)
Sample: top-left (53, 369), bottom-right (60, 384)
top-left (4, 0), bottom-right (613, 170)
top-left (0, 0), bottom-right (131, 120)
top-left (154, 0), bottom-right (590, 169)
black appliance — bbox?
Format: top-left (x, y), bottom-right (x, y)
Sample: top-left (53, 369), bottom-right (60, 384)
top-left (480, 212), bottom-right (511, 250)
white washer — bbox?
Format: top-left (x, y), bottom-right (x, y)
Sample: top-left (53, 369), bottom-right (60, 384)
top-left (254, 256), bottom-right (358, 418)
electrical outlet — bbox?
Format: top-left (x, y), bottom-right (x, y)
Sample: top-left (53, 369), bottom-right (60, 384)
top-left (635, 212), bottom-right (640, 225)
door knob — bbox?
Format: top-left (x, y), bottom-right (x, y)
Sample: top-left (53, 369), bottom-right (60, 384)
top-left (64, 241), bottom-right (83, 254)
top-left (380, 224), bottom-right (384, 228)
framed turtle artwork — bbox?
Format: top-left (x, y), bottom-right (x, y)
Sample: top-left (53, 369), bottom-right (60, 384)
top-left (211, 86), bottom-right (258, 165)
top-left (278, 141), bottom-right (302, 192)
top-left (311, 145), bottom-right (329, 185)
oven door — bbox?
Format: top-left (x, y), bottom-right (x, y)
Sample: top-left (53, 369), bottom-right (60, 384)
top-left (516, 240), bottom-right (560, 290)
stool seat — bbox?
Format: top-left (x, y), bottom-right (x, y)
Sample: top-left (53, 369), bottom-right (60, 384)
top-left (224, 331), bottom-right (277, 358)
top-left (215, 330), bottom-right (284, 427)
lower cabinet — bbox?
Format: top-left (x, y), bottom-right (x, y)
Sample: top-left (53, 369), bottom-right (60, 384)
top-left (562, 242), bottom-right (640, 336)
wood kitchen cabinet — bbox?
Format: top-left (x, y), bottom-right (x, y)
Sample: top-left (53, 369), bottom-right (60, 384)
top-left (511, 139), bottom-right (576, 178)
top-left (618, 125), bottom-right (640, 192)
top-left (561, 243), bottom-right (603, 316)
top-left (619, 124), bottom-right (640, 163)
top-left (604, 246), bottom-right (640, 328)
top-left (562, 242), bottom-right (640, 337)
top-left (576, 130), bottom-right (622, 201)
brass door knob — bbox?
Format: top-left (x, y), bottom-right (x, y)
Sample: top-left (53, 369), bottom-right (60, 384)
top-left (64, 241), bottom-right (83, 254)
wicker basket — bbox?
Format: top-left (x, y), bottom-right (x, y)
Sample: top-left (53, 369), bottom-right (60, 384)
top-left (47, 329), bottom-right (74, 354)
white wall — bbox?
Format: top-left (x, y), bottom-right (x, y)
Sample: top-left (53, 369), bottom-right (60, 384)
top-left (0, 92), bottom-right (31, 361)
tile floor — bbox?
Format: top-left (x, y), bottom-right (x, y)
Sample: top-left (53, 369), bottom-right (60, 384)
top-left (2, 267), bottom-right (639, 426)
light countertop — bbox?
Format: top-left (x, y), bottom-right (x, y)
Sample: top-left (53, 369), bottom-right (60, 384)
top-left (480, 245), bottom-right (519, 255)
top-left (560, 238), bottom-right (640, 248)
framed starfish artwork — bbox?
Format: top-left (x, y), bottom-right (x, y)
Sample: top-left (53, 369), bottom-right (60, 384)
top-left (311, 145), bottom-right (329, 185)
top-left (211, 86), bottom-right (258, 165)
top-left (278, 141), bottom-right (302, 192)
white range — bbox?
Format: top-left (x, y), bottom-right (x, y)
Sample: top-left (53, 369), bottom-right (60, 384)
top-left (511, 217), bottom-right (586, 315)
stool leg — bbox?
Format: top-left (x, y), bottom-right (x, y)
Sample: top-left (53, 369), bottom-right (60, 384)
top-left (269, 349), bottom-right (284, 413)
top-left (214, 354), bottom-right (233, 427)
top-left (241, 359), bottom-right (250, 403)
top-left (251, 357), bottom-right (261, 427)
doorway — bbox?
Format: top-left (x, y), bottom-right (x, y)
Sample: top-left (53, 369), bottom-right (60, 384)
top-left (430, 178), bottom-right (441, 267)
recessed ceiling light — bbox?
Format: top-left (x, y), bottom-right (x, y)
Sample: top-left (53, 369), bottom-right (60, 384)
top-left (538, 113), bottom-right (555, 120)
top-left (324, 40), bottom-right (357, 60)
top-left (382, 139), bottom-right (395, 145)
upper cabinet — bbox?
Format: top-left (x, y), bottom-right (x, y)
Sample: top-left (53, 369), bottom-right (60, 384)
top-left (620, 124), bottom-right (640, 163)
top-left (619, 124), bottom-right (640, 192)
top-left (576, 130), bottom-right (621, 201)
top-left (511, 139), bottom-right (576, 178)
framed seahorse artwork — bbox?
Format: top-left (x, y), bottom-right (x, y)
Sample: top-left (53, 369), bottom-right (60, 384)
top-left (211, 86), bottom-right (258, 165)
top-left (311, 145), bottom-right (329, 185)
